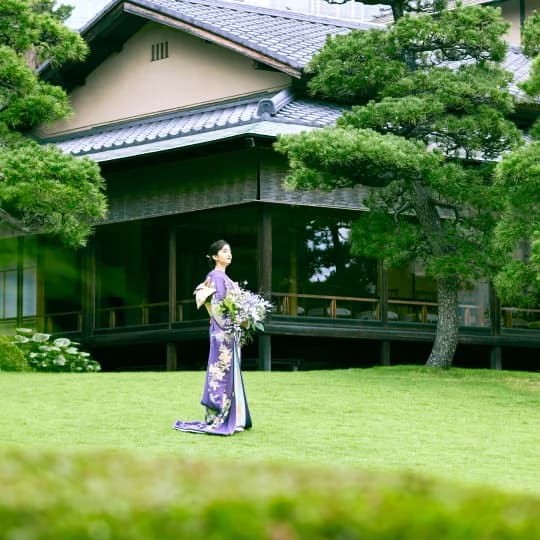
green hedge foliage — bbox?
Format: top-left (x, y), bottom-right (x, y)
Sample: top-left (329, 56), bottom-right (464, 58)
top-left (0, 335), bottom-right (31, 372)
top-left (0, 449), bottom-right (539, 540)
top-left (13, 328), bottom-right (101, 372)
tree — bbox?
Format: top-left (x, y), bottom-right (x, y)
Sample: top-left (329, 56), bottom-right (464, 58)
top-left (0, 0), bottom-right (107, 247)
top-left (492, 12), bottom-right (540, 307)
top-left (275, 5), bottom-right (521, 368)
top-left (323, 0), bottom-right (446, 21)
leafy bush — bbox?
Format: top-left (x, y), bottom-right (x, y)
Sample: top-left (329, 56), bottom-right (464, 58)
top-left (0, 335), bottom-right (31, 372)
top-left (0, 449), bottom-right (539, 540)
top-left (13, 328), bottom-right (101, 372)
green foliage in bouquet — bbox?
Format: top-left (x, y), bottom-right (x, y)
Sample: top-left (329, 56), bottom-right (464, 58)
top-left (0, 335), bottom-right (31, 371)
top-left (217, 287), bottom-right (273, 346)
top-left (13, 328), bottom-right (101, 372)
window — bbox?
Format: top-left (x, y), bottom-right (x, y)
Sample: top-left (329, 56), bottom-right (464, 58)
top-left (0, 237), bottom-right (37, 319)
top-left (151, 41), bottom-right (169, 61)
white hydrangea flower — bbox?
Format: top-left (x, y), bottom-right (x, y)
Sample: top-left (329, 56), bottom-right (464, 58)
top-left (15, 328), bottom-right (33, 335)
top-left (32, 333), bottom-right (51, 342)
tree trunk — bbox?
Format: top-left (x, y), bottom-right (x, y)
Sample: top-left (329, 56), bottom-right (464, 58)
top-left (425, 276), bottom-right (459, 368)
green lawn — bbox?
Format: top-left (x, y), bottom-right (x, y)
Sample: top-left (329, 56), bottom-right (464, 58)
top-left (1, 366), bottom-right (539, 496)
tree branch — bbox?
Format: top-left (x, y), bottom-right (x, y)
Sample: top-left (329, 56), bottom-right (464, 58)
top-left (0, 207), bottom-right (32, 233)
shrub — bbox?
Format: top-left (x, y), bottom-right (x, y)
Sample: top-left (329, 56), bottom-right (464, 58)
top-left (0, 449), bottom-right (539, 540)
top-left (0, 335), bottom-right (31, 372)
top-left (13, 328), bottom-right (101, 372)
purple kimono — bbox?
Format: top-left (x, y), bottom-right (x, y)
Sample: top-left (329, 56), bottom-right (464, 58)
top-left (173, 269), bottom-right (252, 435)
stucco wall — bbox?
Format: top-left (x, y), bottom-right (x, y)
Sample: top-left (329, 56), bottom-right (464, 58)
top-left (501, 0), bottom-right (540, 44)
top-left (40, 22), bottom-right (291, 136)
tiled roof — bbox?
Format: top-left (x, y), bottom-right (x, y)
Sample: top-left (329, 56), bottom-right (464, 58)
top-left (48, 0), bottom-right (536, 162)
top-left (84, 0), bottom-right (533, 101)
top-left (87, 0), bottom-right (382, 73)
top-left (503, 46), bottom-right (532, 101)
top-left (53, 89), bottom-right (346, 161)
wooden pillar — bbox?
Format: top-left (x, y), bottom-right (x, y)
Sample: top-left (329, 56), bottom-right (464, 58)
top-left (489, 282), bottom-right (502, 370)
top-left (381, 340), bottom-right (391, 366)
top-left (490, 346), bottom-right (502, 370)
top-left (288, 227), bottom-right (298, 316)
top-left (168, 223), bottom-right (177, 328)
top-left (380, 261), bottom-right (388, 324)
top-left (166, 223), bottom-right (178, 371)
top-left (16, 237), bottom-right (24, 328)
top-left (258, 205), bottom-right (272, 296)
top-left (258, 335), bottom-right (272, 371)
top-left (489, 282), bottom-right (501, 336)
top-left (81, 239), bottom-right (96, 337)
top-left (35, 238), bottom-right (45, 332)
top-left (166, 342), bottom-right (177, 371)
top-left (258, 205), bottom-right (272, 370)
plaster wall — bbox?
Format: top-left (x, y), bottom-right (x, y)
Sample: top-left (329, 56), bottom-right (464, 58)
top-left (501, 0), bottom-right (540, 44)
top-left (40, 22), bottom-right (291, 136)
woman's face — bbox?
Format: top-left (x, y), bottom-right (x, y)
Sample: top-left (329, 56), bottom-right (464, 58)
top-left (213, 244), bottom-right (232, 268)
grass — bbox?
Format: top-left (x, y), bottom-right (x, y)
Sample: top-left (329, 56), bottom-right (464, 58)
top-left (1, 365), bottom-right (539, 496)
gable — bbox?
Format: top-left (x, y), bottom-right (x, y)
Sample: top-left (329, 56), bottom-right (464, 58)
top-left (40, 21), bottom-right (291, 137)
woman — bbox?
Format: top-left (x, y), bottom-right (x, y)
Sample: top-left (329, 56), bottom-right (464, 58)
top-left (173, 240), bottom-right (252, 435)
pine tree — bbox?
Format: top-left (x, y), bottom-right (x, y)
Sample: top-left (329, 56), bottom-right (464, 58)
top-left (276, 5), bottom-right (521, 367)
top-left (0, 0), bottom-right (107, 247)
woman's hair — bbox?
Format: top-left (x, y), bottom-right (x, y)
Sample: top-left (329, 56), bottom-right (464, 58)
top-left (207, 239), bottom-right (229, 268)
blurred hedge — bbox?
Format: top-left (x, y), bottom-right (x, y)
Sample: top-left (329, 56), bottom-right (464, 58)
top-left (1, 449), bottom-right (539, 540)
top-left (0, 336), bottom-right (31, 372)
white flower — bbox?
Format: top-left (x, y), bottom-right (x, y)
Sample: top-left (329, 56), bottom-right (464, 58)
top-left (16, 328), bottom-right (33, 335)
top-left (55, 356), bottom-right (66, 366)
top-left (54, 338), bottom-right (71, 348)
top-left (32, 333), bottom-right (50, 343)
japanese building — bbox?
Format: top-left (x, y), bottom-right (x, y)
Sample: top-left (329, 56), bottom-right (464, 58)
top-left (3, 0), bottom-right (540, 371)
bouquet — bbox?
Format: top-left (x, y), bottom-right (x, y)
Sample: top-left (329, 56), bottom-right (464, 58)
top-left (216, 286), bottom-right (273, 346)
